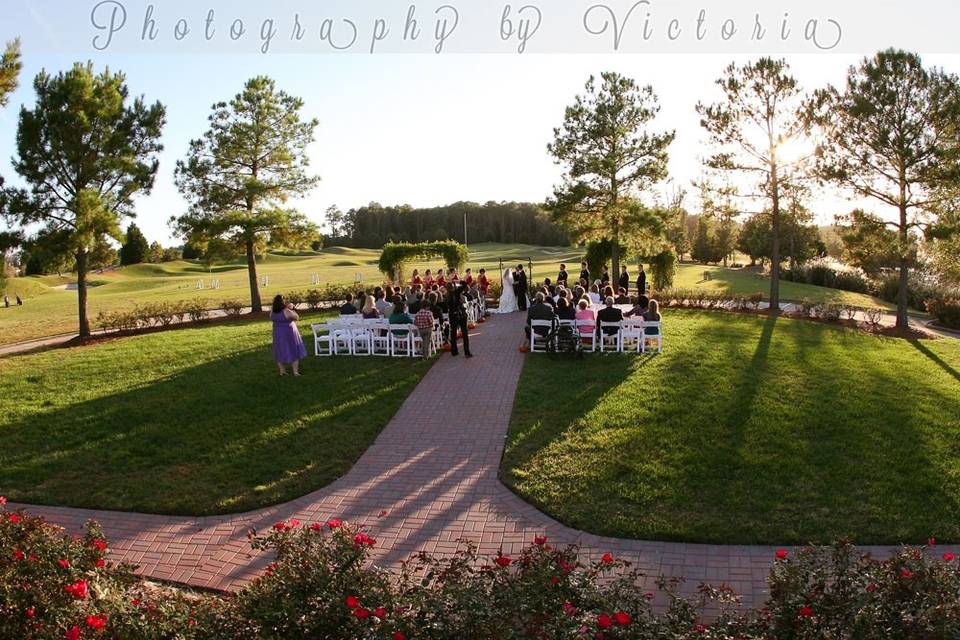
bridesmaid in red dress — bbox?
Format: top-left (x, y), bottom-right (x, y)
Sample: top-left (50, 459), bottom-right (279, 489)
top-left (412, 269), bottom-right (423, 286)
top-left (436, 269), bottom-right (446, 287)
top-left (424, 269), bottom-right (435, 288)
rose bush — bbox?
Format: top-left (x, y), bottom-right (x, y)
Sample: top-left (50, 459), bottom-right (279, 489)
top-left (3, 499), bottom-right (960, 639)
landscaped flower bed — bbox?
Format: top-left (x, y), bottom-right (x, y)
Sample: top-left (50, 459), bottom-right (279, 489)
top-left (3, 499), bottom-right (960, 639)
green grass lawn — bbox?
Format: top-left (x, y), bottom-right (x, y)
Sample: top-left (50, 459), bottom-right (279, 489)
top-left (0, 315), bottom-right (433, 515)
top-left (502, 310), bottom-right (960, 545)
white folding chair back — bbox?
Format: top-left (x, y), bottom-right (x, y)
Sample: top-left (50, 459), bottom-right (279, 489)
top-left (599, 322), bottom-right (623, 353)
top-left (389, 324), bottom-right (415, 357)
top-left (369, 320), bottom-right (391, 356)
top-left (620, 318), bottom-right (645, 353)
top-left (328, 320), bottom-right (353, 355)
top-left (311, 323), bottom-right (334, 357)
top-left (529, 320), bottom-right (555, 353)
top-left (576, 319), bottom-right (597, 353)
top-left (349, 323), bottom-right (372, 356)
top-left (644, 322), bottom-right (663, 353)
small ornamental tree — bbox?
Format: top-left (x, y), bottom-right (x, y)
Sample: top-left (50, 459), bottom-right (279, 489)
top-left (174, 76), bottom-right (321, 312)
top-left (119, 222), bottom-right (149, 265)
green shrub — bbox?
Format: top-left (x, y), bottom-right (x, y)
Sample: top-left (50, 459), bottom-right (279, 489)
top-left (220, 300), bottom-right (245, 317)
top-left (926, 298), bottom-right (960, 329)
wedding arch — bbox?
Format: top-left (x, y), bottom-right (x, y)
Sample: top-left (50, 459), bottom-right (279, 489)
top-left (378, 241), bottom-right (469, 283)
top-left (497, 257), bottom-right (535, 284)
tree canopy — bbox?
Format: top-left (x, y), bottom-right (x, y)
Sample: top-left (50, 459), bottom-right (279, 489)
top-left (119, 223), bottom-right (149, 265)
top-left (174, 76), bottom-right (320, 312)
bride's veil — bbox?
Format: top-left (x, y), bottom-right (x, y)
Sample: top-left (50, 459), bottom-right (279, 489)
top-left (503, 268), bottom-right (514, 286)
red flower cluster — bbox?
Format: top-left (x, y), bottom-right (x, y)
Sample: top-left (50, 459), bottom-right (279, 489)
top-left (534, 535), bottom-right (548, 546)
top-left (13, 550), bottom-right (24, 561)
top-left (66, 626), bottom-right (81, 640)
top-left (775, 549), bottom-right (789, 560)
top-left (563, 601), bottom-right (577, 616)
top-left (495, 555), bottom-right (512, 567)
top-left (64, 580), bottom-right (89, 600)
top-left (353, 532), bottom-right (377, 548)
top-left (86, 613), bottom-right (108, 630)
top-left (945, 553), bottom-right (956, 562)
top-left (328, 519), bottom-right (343, 529)
top-left (601, 553), bottom-right (614, 565)
top-left (272, 518), bottom-right (301, 532)
top-left (8, 513), bottom-right (20, 524)
top-left (799, 605), bottom-right (813, 618)
top-left (58, 559), bottom-right (71, 569)
top-left (901, 569), bottom-right (913, 579)
top-left (90, 539), bottom-right (107, 552)
top-left (0, 495), bottom-right (6, 505)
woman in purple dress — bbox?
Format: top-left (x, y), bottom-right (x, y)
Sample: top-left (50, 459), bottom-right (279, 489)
top-left (271, 295), bottom-right (307, 376)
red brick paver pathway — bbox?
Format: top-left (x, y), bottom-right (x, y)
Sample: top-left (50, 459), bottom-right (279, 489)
top-left (11, 314), bottom-right (934, 608)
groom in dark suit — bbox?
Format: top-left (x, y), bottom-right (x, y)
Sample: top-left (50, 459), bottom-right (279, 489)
top-left (514, 265), bottom-right (528, 311)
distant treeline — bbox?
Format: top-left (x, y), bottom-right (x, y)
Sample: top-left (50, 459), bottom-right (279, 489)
top-left (327, 201), bottom-right (571, 248)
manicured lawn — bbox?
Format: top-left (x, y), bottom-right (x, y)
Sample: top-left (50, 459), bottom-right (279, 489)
top-left (0, 315), bottom-right (433, 515)
top-left (502, 310), bottom-right (960, 545)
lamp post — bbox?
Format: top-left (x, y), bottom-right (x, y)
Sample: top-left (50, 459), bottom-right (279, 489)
top-left (463, 212), bottom-right (468, 248)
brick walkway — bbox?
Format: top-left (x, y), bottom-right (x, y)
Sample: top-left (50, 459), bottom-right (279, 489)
top-left (10, 314), bottom-right (938, 609)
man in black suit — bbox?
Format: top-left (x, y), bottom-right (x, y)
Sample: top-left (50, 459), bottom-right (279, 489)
top-left (514, 264), bottom-right (528, 311)
top-left (579, 262), bottom-right (590, 287)
top-left (446, 282), bottom-right (473, 358)
top-left (619, 266), bottom-right (631, 291)
top-left (558, 264), bottom-right (569, 286)
top-left (601, 266), bottom-right (611, 286)
top-left (340, 294), bottom-right (358, 315)
top-left (637, 265), bottom-right (647, 296)
top-left (596, 296), bottom-right (624, 336)
top-left (525, 292), bottom-right (556, 341)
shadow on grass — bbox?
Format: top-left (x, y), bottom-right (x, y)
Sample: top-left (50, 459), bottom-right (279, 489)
top-left (910, 339), bottom-right (960, 383)
top-left (0, 343), bottom-right (432, 516)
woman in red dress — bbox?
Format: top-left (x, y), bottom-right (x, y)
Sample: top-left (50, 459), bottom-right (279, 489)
top-left (412, 269), bottom-right (423, 286)
top-left (436, 268), bottom-right (446, 287)
top-left (477, 269), bottom-right (490, 296)
top-left (424, 269), bottom-right (434, 287)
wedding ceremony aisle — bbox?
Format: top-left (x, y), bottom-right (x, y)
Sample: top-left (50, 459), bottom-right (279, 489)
top-left (10, 313), bottom-right (856, 609)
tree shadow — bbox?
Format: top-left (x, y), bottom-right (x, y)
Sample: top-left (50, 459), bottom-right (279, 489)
top-left (909, 339), bottom-right (960, 383)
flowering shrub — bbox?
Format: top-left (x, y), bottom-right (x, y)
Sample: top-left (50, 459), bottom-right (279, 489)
top-left (927, 297), bottom-right (960, 330)
top-left (4, 499), bottom-right (960, 639)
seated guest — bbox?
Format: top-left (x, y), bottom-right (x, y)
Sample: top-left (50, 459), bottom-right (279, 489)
top-left (556, 297), bottom-right (576, 321)
top-left (588, 285), bottom-right (602, 306)
top-left (596, 296), bottom-right (624, 335)
top-left (573, 285), bottom-right (586, 304)
top-left (525, 292), bottom-right (556, 340)
top-left (389, 301), bottom-right (414, 335)
top-left (357, 290), bottom-right (367, 307)
top-left (575, 299), bottom-right (597, 339)
top-left (376, 289), bottom-right (393, 317)
top-left (409, 292), bottom-right (424, 315)
top-left (615, 287), bottom-right (631, 305)
top-left (427, 292), bottom-right (443, 321)
top-left (643, 299), bottom-right (662, 334)
top-left (340, 293), bottom-right (358, 316)
top-left (541, 287), bottom-right (557, 309)
top-left (361, 295), bottom-right (380, 319)
top-left (603, 285), bottom-right (615, 301)
top-left (625, 295), bottom-right (650, 318)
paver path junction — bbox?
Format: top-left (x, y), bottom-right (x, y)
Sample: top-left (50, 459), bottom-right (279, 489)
top-left (12, 313), bottom-right (955, 609)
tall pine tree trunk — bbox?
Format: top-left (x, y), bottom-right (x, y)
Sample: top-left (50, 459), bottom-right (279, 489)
top-left (769, 186), bottom-right (782, 313)
top-left (76, 249), bottom-right (91, 338)
top-left (246, 237), bottom-right (262, 313)
top-left (896, 201), bottom-right (910, 329)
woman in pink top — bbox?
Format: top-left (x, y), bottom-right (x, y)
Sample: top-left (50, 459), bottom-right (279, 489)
top-left (574, 299), bottom-right (597, 340)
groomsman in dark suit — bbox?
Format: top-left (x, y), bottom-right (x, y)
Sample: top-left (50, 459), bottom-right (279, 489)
top-left (557, 264), bottom-right (569, 286)
top-left (514, 265), bottom-right (528, 311)
top-left (579, 262), bottom-right (590, 287)
top-left (637, 265), bottom-right (647, 296)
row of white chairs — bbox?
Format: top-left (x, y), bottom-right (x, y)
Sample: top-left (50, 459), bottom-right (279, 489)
top-left (311, 316), bottom-right (444, 357)
top-left (529, 318), bottom-right (663, 354)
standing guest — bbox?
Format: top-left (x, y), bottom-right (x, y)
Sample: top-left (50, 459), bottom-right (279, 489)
top-left (340, 294), bottom-right (358, 316)
top-left (558, 264), bottom-right (569, 285)
top-left (412, 269), bottom-right (423, 286)
top-left (16, 294), bottom-right (23, 306)
top-left (361, 295), bottom-right (380, 319)
top-left (619, 265), bottom-right (631, 291)
top-left (389, 301), bottom-right (414, 336)
top-left (271, 295), bottom-right (307, 377)
top-left (637, 265), bottom-right (647, 296)
top-left (424, 269), bottom-right (434, 287)
top-left (601, 266), bottom-right (611, 286)
top-left (556, 297), bottom-right (576, 321)
top-left (588, 285), bottom-right (602, 305)
top-left (436, 269), bottom-right (447, 287)
top-left (3, 295), bottom-right (8, 308)
top-left (446, 282), bottom-right (473, 358)
top-left (596, 296), bottom-right (624, 336)
top-left (376, 289), bottom-right (393, 317)
top-left (579, 262), bottom-right (590, 287)
top-left (625, 295), bottom-right (650, 318)
top-left (615, 288), bottom-right (631, 305)
top-left (464, 268), bottom-right (475, 286)
top-left (477, 269), bottom-right (490, 296)
top-left (414, 295), bottom-right (437, 358)
top-left (575, 299), bottom-right (597, 340)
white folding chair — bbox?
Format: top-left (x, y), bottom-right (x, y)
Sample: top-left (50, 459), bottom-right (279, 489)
top-left (643, 321), bottom-right (663, 353)
top-left (369, 320), bottom-right (391, 356)
top-left (349, 323), bottom-right (372, 356)
top-left (620, 318), bottom-right (645, 353)
top-left (599, 322), bottom-right (623, 353)
top-left (389, 325), bottom-right (415, 357)
top-left (432, 319), bottom-right (444, 353)
top-left (530, 320), bottom-right (555, 353)
top-left (328, 320), bottom-right (353, 355)
top-left (576, 319), bottom-right (597, 353)
top-left (311, 324), bottom-right (334, 357)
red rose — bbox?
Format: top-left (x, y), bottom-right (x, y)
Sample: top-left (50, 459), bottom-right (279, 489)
top-left (131, 599), bottom-right (142, 606)
top-left (563, 601), bottom-right (577, 616)
top-left (645, 592), bottom-right (655, 601)
top-left (272, 522), bottom-right (288, 531)
top-left (775, 549), bottom-right (788, 560)
top-left (0, 496), bottom-right (6, 505)
top-left (354, 607), bottom-right (370, 620)
top-left (8, 514), bottom-right (20, 523)
top-left (393, 632), bottom-right (407, 640)
top-left (86, 614), bottom-right (107, 630)
top-left (310, 523), bottom-right (322, 531)
top-left (799, 606), bottom-right (813, 618)
top-left (944, 553), bottom-right (956, 562)
top-left (550, 576), bottom-right (560, 586)
top-left (694, 623), bottom-right (708, 634)
top-left (288, 519), bottom-right (300, 528)
top-left (901, 569), bottom-right (913, 579)
top-left (58, 559), bottom-right (70, 569)
top-left (91, 540), bottom-right (107, 552)
top-left (534, 535), bottom-right (548, 546)
top-left (13, 550), bottom-right (24, 561)
top-left (597, 613), bottom-right (613, 629)
top-left (559, 559), bottom-right (572, 574)
top-left (328, 519), bottom-right (342, 529)
top-left (613, 611), bottom-right (631, 626)
top-left (601, 553), bottom-right (614, 565)
top-left (95, 559), bottom-right (105, 568)
top-left (374, 607), bottom-right (387, 618)
top-left (929, 538), bottom-right (937, 546)
top-left (66, 625), bottom-right (81, 640)
top-left (346, 595), bottom-right (360, 609)
top-left (65, 580), bottom-right (89, 600)
top-left (25, 607), bottom-right (35, 619)
top-left (866, 583), bottom-right (877, 593)
top-left (28, 554), bottom-right (38, 562)
top-left (495, 555), bottom-right (512, 567)
top-left (353, 533), bottom-right (377, 548)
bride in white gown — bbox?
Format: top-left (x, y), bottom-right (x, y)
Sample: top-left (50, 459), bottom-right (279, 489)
top-left (497, 268), bottom-right (520, 314)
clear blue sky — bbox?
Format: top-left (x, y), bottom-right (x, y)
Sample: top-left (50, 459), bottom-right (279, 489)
top-left (2, 1), bottom-right (960, 245)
